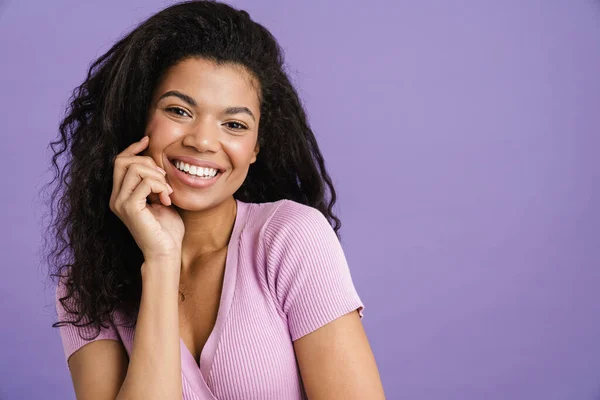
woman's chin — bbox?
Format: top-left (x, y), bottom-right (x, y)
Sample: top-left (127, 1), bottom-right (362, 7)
top-left (168, 194), bottom-right (219, 212)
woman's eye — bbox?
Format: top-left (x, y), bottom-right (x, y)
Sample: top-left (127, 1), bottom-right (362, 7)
top-left (166, 107), bottom-right (190, 118)
top-left (225, 121), bottom-right (248, 130)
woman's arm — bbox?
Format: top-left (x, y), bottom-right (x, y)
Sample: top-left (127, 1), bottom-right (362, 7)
top-left (67, 340), bottom-right (128, 400)
top-left (293, 310), bottom-right (386, 400)
top-left (116, 259), bottom-right (182, 399)
top-left (68, 258), bottom-right (182, 400)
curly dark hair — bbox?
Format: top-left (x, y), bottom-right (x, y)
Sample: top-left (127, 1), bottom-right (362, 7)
top-left (41, 0), bottom-right (342, 339)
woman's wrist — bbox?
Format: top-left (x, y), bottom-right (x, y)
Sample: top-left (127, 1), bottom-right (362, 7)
top-left (141, 257), bottom-right (181, 286)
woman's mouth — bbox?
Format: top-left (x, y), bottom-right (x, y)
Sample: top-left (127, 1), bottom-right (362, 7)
top-left (168, 159), bottom-right (224, 189)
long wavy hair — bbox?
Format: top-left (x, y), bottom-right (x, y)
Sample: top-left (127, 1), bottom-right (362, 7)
top-left (42, 0), bottom-right (342, 338)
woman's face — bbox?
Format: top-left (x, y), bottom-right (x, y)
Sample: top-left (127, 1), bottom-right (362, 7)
top-left (143, 57), bottom-right (260, 211)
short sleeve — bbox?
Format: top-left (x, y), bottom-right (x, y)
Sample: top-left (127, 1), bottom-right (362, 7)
top-left (263, 200), bottom-right (365, 341)
top-left (55, 274), bottom-right (120, 369)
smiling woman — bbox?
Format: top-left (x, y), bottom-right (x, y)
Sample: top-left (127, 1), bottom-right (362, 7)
top-left (142, 58), bottom-right (261, 207)
top-left (43, 1), bottom-right (385, 399)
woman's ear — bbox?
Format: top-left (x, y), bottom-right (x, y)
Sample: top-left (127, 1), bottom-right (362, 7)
top-left (250, 143), bottom-right (260, 164)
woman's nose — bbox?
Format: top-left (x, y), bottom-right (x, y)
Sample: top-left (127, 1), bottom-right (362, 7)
top-left (181, 121), bottom-right (221, 152)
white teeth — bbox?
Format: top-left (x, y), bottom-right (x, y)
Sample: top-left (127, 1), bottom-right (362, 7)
top-left (174, 160), bottom-right (218, 178)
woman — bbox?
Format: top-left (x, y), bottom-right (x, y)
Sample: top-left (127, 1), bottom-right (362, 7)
top-left (46, 1), bottom-right (385, 399)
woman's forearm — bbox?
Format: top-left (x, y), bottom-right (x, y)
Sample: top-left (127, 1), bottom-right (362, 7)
top-left (116, 259), bottom-right (182, 400)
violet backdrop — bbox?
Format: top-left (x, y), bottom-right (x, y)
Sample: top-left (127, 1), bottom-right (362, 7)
top-left (1, 0), bottom-right (599, 399)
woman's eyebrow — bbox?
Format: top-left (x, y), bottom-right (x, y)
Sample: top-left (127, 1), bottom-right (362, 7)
top-left (224, 106), bottom-right (255, 122)
top-left (158, 90), bottom-right (255, 121)
top-left (159, 90), bottom-right (197, 106)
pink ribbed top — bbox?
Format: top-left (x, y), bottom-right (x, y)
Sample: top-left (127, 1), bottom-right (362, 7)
top-left (56, 198), bottom-right (365, 399)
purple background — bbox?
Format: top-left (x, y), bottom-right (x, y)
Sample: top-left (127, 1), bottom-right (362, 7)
top-left (1, 0), bottom-right (599, 399)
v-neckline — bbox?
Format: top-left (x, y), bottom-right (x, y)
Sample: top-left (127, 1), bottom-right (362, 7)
top-left (179, 198), bottom-right (247, 399)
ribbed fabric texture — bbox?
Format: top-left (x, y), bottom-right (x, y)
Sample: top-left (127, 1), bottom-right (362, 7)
top-left (56, 199), bottom-right (364, 400)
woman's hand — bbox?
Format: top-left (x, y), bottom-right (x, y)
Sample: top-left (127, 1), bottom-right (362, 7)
top-left (109, 136), bottom-right (184, 264)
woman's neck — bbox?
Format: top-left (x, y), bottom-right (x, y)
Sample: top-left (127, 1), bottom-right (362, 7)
top-left (177, 196), bottom-right (237, 274)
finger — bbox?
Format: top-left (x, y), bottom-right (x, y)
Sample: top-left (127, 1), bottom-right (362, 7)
top-left (112, 136), bottom-right (154, 197)
top-left (115, 165), bottom-right (167, 209)
top-left (123, 177), bottom-right (171, 213)
top-left (112, 155), bottom-right (164, 202)
top-left (158, 186), bottom-right (173, 206)
top-left (149, 181), bottom-right (174, 205)
top-left (118, 155), bottom-right (163, 171)
top-left (115, 164), bottom-right (168, 208)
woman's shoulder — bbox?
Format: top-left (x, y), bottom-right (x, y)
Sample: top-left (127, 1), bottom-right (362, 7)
top-left (239, 199), bottom-right (334, 256)
top-left (242, 198), bottom-right (328, 239)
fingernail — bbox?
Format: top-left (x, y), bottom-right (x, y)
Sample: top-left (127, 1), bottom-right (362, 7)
top-left (167, 183), bottom-right (174, 193)
top-left (141, 135), bottom-right (149, 142)
top-left (155, 166), bottom-right (166, 175)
